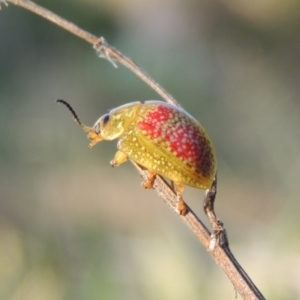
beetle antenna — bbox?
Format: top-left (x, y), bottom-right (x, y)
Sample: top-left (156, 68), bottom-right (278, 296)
top-left (56, 99), bottom-right (92, 132)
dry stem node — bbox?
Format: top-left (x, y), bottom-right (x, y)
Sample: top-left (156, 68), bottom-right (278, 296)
top-left (93, 37), bottom-right (118, 68)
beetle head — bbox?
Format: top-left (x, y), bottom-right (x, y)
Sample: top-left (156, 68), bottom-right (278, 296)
top-left (57, 100), bottom-right (141, 148)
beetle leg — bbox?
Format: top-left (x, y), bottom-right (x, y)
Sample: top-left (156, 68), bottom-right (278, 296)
top-left (110, 150), bottom-right (129, 167)
top-left (142, 170), bottom-right (156, 189)
top-left (175, 183), bottom-right (188, 216)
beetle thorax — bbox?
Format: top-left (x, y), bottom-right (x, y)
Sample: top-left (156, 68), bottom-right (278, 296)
top-left (95, 102), bottom-right (142, 141)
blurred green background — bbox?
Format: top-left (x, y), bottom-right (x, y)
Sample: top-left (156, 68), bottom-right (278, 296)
top-left (1, 0), bottom-right (300, 299)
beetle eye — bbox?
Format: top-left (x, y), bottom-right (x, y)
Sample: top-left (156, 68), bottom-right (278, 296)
top-left (102, 114), bottom-right (110, 126)
top-left (94, 123), bottom-right (100, 134)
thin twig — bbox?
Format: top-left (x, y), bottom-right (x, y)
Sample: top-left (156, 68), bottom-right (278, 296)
top-left (4, 1), bottom-right (265, 299)
top-left (135, 163), bottom-right (265, 300)
top-left (5, 0), bottom-right (179, 106)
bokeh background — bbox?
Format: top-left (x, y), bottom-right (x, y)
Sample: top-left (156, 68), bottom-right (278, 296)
top-left (1, 0), bottom-right (300, 299)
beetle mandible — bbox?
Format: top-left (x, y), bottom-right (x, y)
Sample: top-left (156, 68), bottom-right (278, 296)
top-left (57, 100), bottom-right (217, 215)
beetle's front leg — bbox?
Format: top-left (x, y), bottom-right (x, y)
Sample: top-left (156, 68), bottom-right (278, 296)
top-left (110, 150), bottom-right (129, 167)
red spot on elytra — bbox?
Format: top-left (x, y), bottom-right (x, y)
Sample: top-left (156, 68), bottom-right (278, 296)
top-left (138, 105), bottom-right (213, 177)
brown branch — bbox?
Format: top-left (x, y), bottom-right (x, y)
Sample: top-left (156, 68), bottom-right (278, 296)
top-left (4, 1), bottom-right (265, 299)
top-left (4, 0), bottom-right (179, 107)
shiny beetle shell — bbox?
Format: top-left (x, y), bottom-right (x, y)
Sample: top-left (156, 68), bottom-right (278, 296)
top-left (89, 100), bottom-right (216, 189)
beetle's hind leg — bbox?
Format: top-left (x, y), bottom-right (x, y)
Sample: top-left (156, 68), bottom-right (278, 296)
top-left (175, 183), bottom-right (188, 216)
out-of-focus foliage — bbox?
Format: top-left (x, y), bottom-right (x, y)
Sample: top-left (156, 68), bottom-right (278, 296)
top-left (1, 0), bottom-right (300, 299)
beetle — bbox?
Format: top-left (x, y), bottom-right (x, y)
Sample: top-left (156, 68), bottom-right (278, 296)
top-left (57, 100), bottom-right (217, 215)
